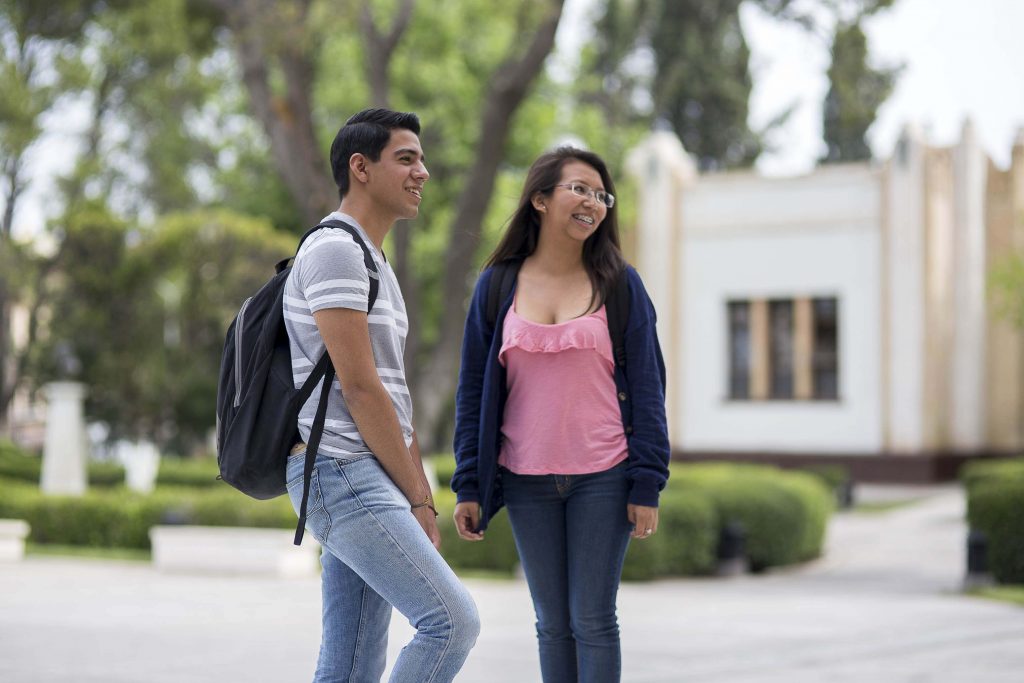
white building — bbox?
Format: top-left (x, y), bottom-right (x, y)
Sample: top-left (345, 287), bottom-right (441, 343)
top-left (626, 122), bottom-right (1024, 480)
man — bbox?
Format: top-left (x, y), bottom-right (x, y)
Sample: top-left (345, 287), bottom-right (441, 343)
top-left (283, 108), bottom-right (479, 682)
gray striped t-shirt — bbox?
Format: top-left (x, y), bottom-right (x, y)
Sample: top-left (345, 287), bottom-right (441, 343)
top-left (283, 212), bottom-right (413, 456)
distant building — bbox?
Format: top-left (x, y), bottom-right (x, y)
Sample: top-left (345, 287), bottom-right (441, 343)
top-left (626, 122), bottom-right (1024, 481)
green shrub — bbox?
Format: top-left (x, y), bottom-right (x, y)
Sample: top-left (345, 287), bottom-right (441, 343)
top-left (621, 487), bottom-right (718, 580)
top-left (966, 475), bottom-right (1024, 584)
top-left (0, 477), bottom-right (294, 550)
top-left (434, 489), bottom-right (519, 575)
top-left (0, 455), bottom-right (833, 578)
top-left (0, 440), bottom-right (41, 483)
top-left (0, 439), bottom-right (126, 486)
top-left (800, 463), bottom-right (850, 492)
top-left (961, 457), bottom-right (1024, 492)
top-left (431, 454), bottom-right (456, 489)
top-left (88, 460), bottom-right (127, 487)
top-left (156, 457), bottom-right (221, 488)
top-left (671, 463), bottom-right (834, 571)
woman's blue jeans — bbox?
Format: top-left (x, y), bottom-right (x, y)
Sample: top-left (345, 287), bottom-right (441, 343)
top-left (287, 451), bottom-right (479, 683)
top-left (501, 461), bottom-right (633, 683)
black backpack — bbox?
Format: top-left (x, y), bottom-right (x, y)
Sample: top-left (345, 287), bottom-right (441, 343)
top-left (215, 219), bottom-right (379, 545)
top-left (485, 260), bottom-right (630, 368)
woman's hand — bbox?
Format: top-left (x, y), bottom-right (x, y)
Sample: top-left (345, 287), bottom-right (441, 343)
top-left (628, 504), bottom-right (659, 540)
top-left (453, 502), bottom-right (484, 541)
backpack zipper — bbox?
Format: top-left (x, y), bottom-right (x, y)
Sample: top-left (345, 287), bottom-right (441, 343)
top-left (233, 296), bottom-right (253, 407)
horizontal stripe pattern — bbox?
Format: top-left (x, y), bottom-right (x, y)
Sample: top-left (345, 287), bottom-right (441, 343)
top-left (283, 213), bottom-right (413, 457)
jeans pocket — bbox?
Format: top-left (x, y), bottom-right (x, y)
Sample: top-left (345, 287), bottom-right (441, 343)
top-left (286, 458), bottom-right (324, 517)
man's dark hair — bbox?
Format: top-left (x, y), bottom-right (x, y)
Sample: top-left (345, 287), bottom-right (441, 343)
top-left (330, 108), bottom-right (421, 200)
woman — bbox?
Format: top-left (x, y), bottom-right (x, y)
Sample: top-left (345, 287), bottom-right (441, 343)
top-left (451, 147), bottom-right (670, 682)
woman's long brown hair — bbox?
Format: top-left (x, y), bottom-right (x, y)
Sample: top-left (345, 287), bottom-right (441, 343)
top-left (485, 147), bottom-right (627, 310)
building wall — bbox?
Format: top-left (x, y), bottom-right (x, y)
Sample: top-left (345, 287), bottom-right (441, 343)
top-left (677, 167), bottom-right (884, 453)
top-left (626, 123), bottom-right (1024, 460)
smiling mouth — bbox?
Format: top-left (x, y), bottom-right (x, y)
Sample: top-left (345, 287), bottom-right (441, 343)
top-left (572, 214), bottom-right (594, 225)
top-left (407, 187), bottom-right (422, 200)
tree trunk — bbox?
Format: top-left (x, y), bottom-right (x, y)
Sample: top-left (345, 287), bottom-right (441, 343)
top-left (411, 0), bottom-right (565, 451)
top-left (213, 0), bottom-right (336, 227)
top-left (358, 0), bottom-right (422, 378)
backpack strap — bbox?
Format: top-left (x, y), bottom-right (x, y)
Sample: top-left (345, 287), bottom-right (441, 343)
top-left (485, 260), bottom-right (522, 328)
top-left (289, 219), bottom-right (381, 545)
top-left (606, 268), bottom-right (630, 370)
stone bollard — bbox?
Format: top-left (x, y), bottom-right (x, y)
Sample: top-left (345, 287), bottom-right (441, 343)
top-left (118, 440), bottom-right (161, 494)
top-left (0, 520), bottom-right (30, 561)
top-left (716, 521), bottom-right (749, 577)
top-left (40, 382), bottom-right (89, 496)
top-left (963, 528), bottom-right (993, 590)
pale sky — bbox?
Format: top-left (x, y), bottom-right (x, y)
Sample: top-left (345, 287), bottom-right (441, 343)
top-left (11, 0), bottom-right (1024, 238)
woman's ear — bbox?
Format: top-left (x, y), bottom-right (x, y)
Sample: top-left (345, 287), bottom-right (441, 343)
top-left (531, 193), bottom-right (546, 213)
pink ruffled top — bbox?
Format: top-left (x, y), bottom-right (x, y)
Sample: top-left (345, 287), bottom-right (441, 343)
top-left (498, 300), bottom-right (629, 475)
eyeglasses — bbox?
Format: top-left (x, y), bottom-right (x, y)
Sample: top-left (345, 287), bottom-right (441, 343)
top-left (553, 183), bottom-right (615, 208)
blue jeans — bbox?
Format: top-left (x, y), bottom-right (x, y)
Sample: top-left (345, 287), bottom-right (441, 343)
top-left (501, 461), bottom-right (633, 683)
top-left (287, 451), bottom-right (479, 683)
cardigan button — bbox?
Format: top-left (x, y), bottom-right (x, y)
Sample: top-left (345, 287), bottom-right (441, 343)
top-left (617, 392), bottom-right (627, 402)
top-left (626, 425), bottom-right (634, 435)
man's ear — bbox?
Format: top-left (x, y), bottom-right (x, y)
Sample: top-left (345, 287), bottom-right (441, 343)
top-left (349, 153), bottom-right (369, 185)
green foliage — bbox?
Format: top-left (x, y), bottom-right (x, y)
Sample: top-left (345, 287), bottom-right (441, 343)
top-left (156, 456), bottom-right (221, 488)
top-left (989, 252), bottom-right (1024, 329)
top-left (431, 455), bottom-right (831, 578)
top-left (0, 477), bottom-right (295, 550)
top-left (821, 20), bottom-right (899, 163)
top-left (966, 471), bottom-right (1024, 584)
top-left (587, 0), bottom-right (765, 170)
top-left (961, 457), bottom-right (1024, 492)
top-left (0, 439), bottom-right (126, 486)
top-left (434, 489), bottom-right (520, 574)
top-left (670, 463), bottom-right (834, 570)
top-left (620, 487), bottom-right (718, 580)
top-left (32, 208), bottom-right (295, 452)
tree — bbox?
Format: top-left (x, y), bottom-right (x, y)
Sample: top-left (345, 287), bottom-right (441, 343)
top-left (208, 0), bottom-right (567, 449)
top-left (0, 0), bottom-right (102, 432)
top-left (31, 207), bottom-right (295, 454)
top-left (820, 15), bottom-right (899, 163)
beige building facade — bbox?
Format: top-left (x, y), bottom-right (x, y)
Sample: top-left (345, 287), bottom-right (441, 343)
top-left (626, 122), bottom-right (1024, 477)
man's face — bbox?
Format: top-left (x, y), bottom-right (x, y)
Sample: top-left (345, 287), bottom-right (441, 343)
top-left (363, 129), bottom-right (429, 221)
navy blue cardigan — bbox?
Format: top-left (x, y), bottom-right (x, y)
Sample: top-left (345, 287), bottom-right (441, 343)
top-left (451, 265), bottom-right (671, 531)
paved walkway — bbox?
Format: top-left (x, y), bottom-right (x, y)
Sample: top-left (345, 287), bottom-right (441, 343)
top-left (1, 485), bottom-right (1023, 682)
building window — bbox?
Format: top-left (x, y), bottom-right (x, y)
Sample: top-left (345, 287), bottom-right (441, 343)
top-left (812, 297), bottom-right (839, 400)
top-left (768, 300), bottom-right (794, 399)
top-left (727, 296), bottom-right (839, 401)
top-left (727, 302), bottom-right (750, 399)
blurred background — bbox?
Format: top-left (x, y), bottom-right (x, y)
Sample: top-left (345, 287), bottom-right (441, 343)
top-left (0, 0), bottom-right (1022, 575)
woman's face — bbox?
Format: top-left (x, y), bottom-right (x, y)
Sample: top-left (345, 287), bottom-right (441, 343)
top-left (534, 160), bottom-right (608, 245)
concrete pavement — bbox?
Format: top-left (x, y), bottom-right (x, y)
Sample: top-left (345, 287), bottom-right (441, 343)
top-left (1, 484), bottom-right (1022, 682)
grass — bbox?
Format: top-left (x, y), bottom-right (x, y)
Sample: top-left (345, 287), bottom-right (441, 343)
top-left (968, 585), bottom-right (1024, 607)
top-left (852, 498), bottom-right (926, 514)
top-left (26, 543), bottom-right (151, 563)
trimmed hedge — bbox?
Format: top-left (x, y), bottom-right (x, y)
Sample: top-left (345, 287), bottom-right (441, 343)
top-left (0, 476), bottom-right (294, 550)
top-left (961, 457), bottom-right (1024, 491)
top-left (0, 453), bottom-right (833, 580)
top-left (429, 456), bottom-right (831, 578)
top-left (669, 463), bottom-right (833, 571)
top-left (156, 457), bottom-right (221, 488)
top-left (964, 458), bottom-right (1024, 584)
top-left (0, 440), bottom-right (221, 489)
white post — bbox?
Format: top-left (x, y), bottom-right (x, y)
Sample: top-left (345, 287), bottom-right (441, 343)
top-left (40, 381), bottom-right (89, 496)
top-left (119, 440), bottom-right (161, 494)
